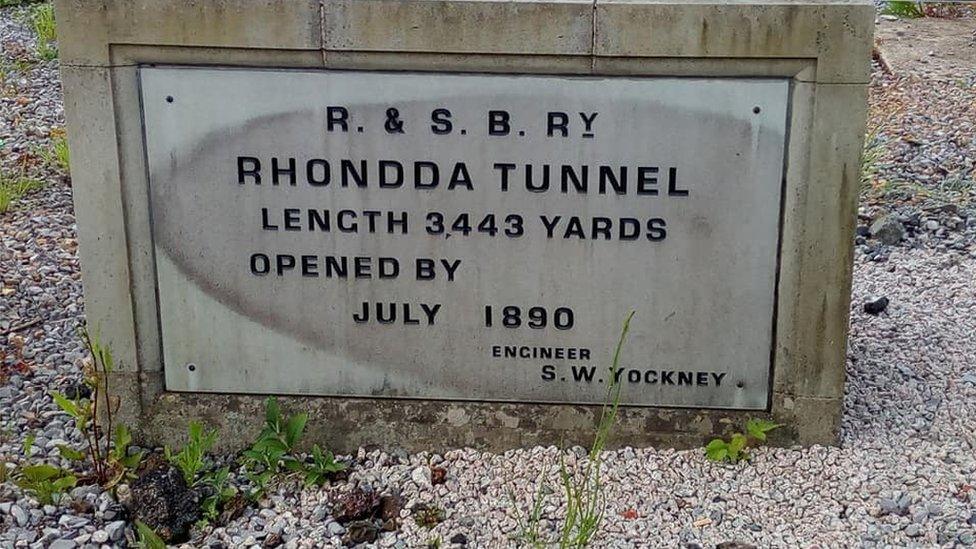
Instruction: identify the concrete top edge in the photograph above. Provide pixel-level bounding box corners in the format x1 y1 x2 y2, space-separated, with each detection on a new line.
595 0 873 5
398 0 874 3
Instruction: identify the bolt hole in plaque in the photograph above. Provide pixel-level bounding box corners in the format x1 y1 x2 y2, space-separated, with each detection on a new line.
140 67 789 410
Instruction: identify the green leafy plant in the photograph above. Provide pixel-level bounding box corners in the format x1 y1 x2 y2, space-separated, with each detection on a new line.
0 430 23 485
240 397 307 499
413 503 446 529
860 131 884 191
37 134 70 173
298 444 346 487
882 0 924 18
198 466 238 524
135 520 167 549
50 329 143 488
22 432 36 457
53 135 69 171
0 173 42 214
13 58 34 73
15 463 77 504
513 311 635 548
705 419 781 463
32 3 58 60
165 420 218 485
511 477 548 545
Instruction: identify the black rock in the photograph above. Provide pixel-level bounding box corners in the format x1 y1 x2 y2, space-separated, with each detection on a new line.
716 542 757 549
856 225 871 237
379 494 401 522
334 489 380 523
450 533 468 546
863 296 890 315
128 462 200 543
869 214 906 245
344 520 379 545
62 381 92 400
968 512 976 525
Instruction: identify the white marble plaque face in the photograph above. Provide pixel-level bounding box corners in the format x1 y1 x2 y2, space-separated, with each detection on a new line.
140 67 788 409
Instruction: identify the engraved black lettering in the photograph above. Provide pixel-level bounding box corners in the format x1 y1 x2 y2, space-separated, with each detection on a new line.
547 112 569 137
440 259 461 282
378 257 399 279
420 303 442 325
301 255 318 277
378 160 404 188
415 161 439 189
271 157 296 186
598 166 626 194
326 106 349 132
283 208 300 231
249 253 269 275
636 167 659 195
431 108 452 134
561 165 588 193
341 160 368 188
276 254 295 275
416 258 434 280
488 110 510 136
238 156 261 184
261 208 278 231
540 215 561 238
668 167 689 196
448 163 473 190
647 218 667 241
354 257 371 279
494 163 516 191
307 159 330 186
541 365 556 381
619 218 640 240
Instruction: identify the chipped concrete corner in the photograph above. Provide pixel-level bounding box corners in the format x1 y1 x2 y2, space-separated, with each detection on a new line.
54 0 874 452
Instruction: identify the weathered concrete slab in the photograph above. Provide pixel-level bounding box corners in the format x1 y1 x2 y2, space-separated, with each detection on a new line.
55 0 874 451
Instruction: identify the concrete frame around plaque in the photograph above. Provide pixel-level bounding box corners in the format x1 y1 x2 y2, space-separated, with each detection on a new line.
55 0 874 451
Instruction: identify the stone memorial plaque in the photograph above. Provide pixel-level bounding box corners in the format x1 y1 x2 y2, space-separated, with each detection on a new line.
141 67 788 409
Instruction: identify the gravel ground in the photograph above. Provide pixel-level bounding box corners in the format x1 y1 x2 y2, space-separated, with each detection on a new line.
2 5 976 548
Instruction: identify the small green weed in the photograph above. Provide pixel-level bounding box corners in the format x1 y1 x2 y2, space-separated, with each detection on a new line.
13 58 34 73
37 134 70 172
22 432 36 457
53 136 69 171
0 174 42 214
15 463 77 504
198 466 238 524
705 419 781 464
513 311 635 548
135 520 167 549
51 329 143 488
300 444 346 487
413 503 446 529
32 3 58 60
860 131 884 191
882 0 924 18
165 420 218 486
511 477 548 545
241 397 307 499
